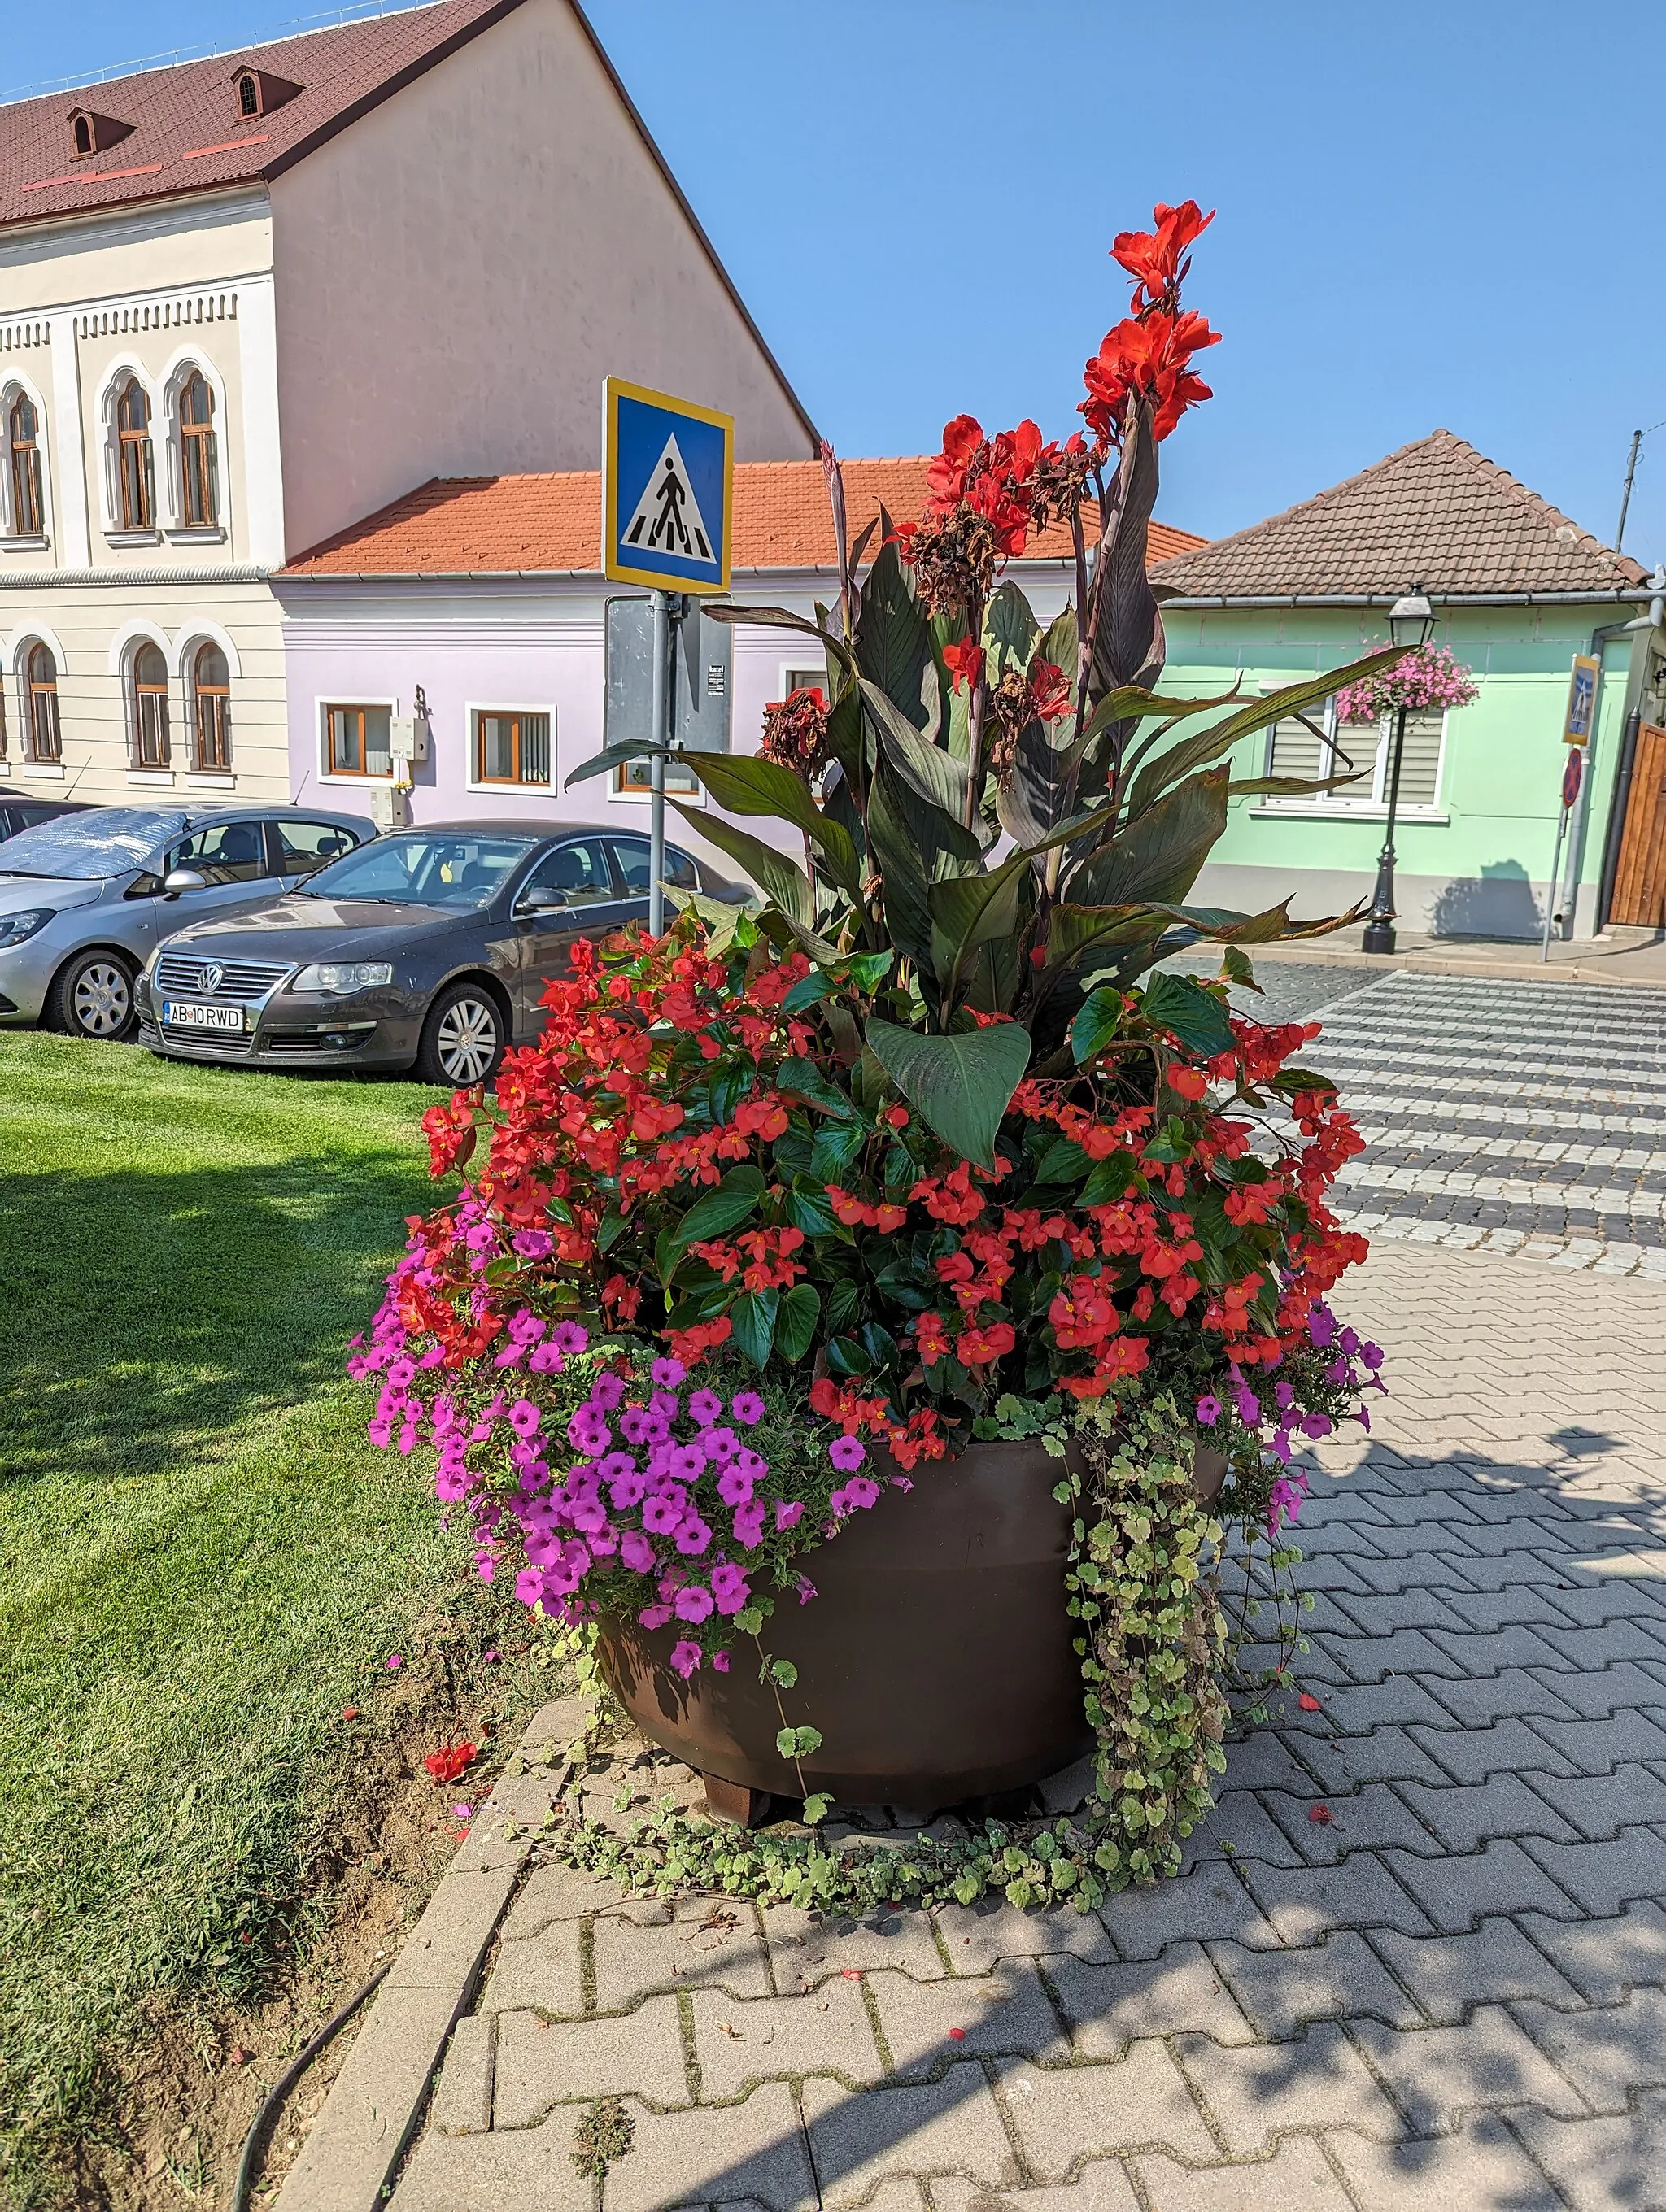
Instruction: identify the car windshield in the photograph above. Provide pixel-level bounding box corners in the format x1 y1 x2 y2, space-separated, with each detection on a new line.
0 806 187 879
299 831 539 910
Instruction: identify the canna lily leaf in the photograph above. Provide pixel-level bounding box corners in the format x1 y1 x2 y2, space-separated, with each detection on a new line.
1195 647 1404 753
565 737 674 790
1064 767 1229 909
984 580 1040 673
683 752 865 899
1141 970 1236 1057
928 861 1031 1000
855 536 934 731
861 680 973 829
700 601 859 687
667 801 817 931
864 1017 1031 1170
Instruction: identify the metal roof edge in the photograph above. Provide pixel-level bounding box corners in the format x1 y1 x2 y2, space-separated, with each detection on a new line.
1160 589 1655 611
0 563 270 587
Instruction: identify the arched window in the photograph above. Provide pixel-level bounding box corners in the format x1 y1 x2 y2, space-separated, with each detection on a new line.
193 642 231 770
178 372 219 529
238 72 259 117
73 115 93 156
131 642 170 769
116 377 154 531
8 394 43 538
28 643 61 762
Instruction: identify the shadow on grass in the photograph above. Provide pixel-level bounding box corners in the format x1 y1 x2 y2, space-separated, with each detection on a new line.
0 1147 430 1492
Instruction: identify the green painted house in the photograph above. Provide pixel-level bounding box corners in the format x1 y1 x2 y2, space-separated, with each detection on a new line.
1151 431 1666 940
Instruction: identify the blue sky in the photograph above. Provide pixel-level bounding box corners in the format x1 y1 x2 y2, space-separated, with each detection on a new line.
9 0 1666 564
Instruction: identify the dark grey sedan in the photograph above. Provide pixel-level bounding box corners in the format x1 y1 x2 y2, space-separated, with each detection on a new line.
137 821 738 1086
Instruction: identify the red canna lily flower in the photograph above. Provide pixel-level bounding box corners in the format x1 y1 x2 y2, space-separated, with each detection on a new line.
942 638 984 694
1112 200 1215 307
425 1741 478 1786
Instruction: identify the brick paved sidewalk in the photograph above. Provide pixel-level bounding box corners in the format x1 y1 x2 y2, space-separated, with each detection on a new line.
294 1243 1666 2212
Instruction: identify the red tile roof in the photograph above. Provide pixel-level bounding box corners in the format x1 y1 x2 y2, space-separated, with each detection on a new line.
281 459 1206 577
1151 429 1646 599
0 0 526 232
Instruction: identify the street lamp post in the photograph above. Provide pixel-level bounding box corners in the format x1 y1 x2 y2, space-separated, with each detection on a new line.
1362 586 1437 956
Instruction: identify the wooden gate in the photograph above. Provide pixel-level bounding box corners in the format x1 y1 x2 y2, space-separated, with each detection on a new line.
1611 721 1666 926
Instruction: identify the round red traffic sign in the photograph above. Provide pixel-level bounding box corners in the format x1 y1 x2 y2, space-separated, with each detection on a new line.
1562 748 1584 809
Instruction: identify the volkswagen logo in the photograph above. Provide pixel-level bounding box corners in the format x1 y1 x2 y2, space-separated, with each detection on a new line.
202 963 225 995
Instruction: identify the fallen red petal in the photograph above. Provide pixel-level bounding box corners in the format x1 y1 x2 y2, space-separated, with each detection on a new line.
947 2027 966 2040
342 1705 360 1721
1297 1693 1324 1713
1309 1803 1334 1824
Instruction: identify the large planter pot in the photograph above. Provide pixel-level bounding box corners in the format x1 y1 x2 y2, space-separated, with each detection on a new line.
599 1437 1092 1809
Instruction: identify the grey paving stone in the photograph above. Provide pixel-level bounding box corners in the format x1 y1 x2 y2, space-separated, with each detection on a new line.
1133 2137 1354 2211
689 1976 882 2097
1235 1852 1434 1944
1216 1729 1325 1794
764 1905 949 1988
1394 1773 1581 1851
1172 2022 1402 2154
386 1866 518 1993
800 2064 1021 2202
496 1861 621 1943
1324 1588 1475 1638
1299 1726 1453 1788
428 2014 493 2138
1531 1618 1666 1671
1520 1761 1666 1840
933 2166 1142 2212
1442 1585 1586 1634
1510 2091 1666 2212
1305 1679 1463 1735
1346 1553 1486 1598
1520 1899 1666 2004
605 2082 818 2212
1366 1917 1584 2024
1524 1710 1666 1771
1520 1827 1666 1914
1097 1861 1282 1962
994 2048 1218 2172
1379 1839 1581 1931
593 1896 773 2010
393 2114 592 2212
938 1899 1114 1975
1323 2114 1564 2210
447 1772 558 1874
1522 1661 1666 1720
478 1922 586 2019
1201 1791 1309 1868
1414 1666 1584 1728
1327 1630 1459 1685
1542 1579 1666 1630
869 1962 1069 2074
1423 1624 1578 1675
1349 2005 1588 2131
1407 1717 1578 1785
1258 1783 1434 1864
277 1983 468 2212
1044 1946 1256 2057
1211 1929 1423 2036
1515 1987 1666 2109
491 1997 689 2127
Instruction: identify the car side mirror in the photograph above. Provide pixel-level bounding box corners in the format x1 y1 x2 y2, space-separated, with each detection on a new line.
163 867 208 896
515 886 566 915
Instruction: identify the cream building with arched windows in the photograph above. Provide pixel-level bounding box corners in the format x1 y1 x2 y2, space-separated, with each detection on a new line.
0 0 813 807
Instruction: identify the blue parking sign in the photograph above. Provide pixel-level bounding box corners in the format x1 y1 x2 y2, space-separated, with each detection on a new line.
604 377 733 594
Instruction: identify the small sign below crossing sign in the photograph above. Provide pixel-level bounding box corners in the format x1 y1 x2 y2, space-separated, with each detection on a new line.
604 377 733 594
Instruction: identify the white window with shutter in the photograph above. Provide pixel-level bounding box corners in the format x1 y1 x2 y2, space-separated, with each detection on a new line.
1263 698 1447 812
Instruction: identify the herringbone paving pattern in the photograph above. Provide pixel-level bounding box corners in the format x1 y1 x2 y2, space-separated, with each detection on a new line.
387 1242 1666 2210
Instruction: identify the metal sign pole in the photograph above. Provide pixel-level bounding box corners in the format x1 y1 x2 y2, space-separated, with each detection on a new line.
648 588 670 938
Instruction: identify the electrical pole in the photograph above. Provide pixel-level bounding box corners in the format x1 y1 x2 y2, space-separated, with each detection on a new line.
1616 420 1666 553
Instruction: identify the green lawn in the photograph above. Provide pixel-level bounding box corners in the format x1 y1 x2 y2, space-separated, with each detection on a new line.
0 1037 502 2201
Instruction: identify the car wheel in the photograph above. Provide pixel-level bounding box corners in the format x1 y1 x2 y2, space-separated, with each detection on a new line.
48 949 137 1042
416 982 506 1087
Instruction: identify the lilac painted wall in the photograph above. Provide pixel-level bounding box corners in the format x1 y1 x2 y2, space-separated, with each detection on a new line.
274 567 1076 876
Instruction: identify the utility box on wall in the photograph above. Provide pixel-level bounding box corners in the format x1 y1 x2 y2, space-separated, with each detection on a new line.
371 785 412 830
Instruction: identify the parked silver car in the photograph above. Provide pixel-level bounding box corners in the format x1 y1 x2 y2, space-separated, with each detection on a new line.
0 803 373 1043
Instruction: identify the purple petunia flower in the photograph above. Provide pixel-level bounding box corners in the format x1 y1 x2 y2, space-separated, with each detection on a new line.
774 1499 804 1533
710 1562 749 1614
688 1388 723 1426
731 1392 765 1426
639 1602 673 1630
712 1650 731 1672
828 1435 866 1472
590 1371 626 1413
669 1639 702 1678
620 1529 655 1572
717 1464 755 1508
527 1343 565 1375
731 1502 767 1549
652 1356 687 1389
674 1513 713 1557
1195 1394 1221 1426
673 1584 713 1622
700 1426 739 1464
552 1321 590 1356
512 1228 554 1261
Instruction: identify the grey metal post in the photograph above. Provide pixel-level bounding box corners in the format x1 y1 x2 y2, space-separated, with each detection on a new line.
1362 703 1409 955
648 588 670 938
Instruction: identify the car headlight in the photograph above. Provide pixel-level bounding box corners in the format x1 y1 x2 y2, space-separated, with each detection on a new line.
292 961 395 995
0 908 53 950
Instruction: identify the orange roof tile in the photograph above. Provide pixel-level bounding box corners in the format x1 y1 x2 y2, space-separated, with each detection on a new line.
281 459 1206 577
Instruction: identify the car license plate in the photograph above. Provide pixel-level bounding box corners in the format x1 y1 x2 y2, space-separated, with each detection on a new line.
163 1000 245 1032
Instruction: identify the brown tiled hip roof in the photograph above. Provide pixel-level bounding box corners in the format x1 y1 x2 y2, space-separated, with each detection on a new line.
280 459 1206 577
1150 429 1646 600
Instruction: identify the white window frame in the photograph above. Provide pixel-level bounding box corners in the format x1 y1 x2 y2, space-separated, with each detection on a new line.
464 700 557 795
0 373 52 549
1258 697 1451 820
317 694 399 786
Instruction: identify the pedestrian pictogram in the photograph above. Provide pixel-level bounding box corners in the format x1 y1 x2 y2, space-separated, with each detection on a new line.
603 377 733 594
622 433 714 564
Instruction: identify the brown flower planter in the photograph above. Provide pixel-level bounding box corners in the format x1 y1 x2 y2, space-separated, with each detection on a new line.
598 1437 1092 1809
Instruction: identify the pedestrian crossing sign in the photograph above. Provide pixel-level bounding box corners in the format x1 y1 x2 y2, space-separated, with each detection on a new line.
603 377 733 594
